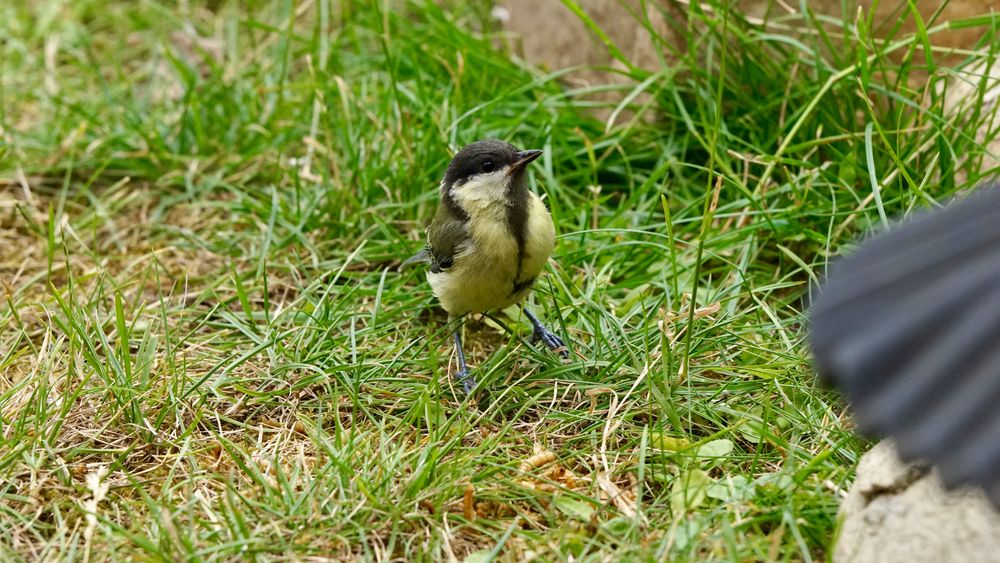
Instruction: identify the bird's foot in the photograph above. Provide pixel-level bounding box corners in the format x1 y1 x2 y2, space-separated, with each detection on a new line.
532 325 569 358
455 368 477 395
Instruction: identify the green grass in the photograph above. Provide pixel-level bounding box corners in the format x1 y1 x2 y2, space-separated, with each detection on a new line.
2 0 998 560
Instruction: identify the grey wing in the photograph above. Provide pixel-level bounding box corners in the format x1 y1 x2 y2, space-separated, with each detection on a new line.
426 215 469 273
401 247 432 269
810 183 1000 507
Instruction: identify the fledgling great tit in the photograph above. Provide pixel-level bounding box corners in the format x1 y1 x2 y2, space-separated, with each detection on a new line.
404 139 567 393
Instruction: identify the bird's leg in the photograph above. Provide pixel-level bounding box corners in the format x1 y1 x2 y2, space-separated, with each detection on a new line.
523 308 568 358
452 323 476 394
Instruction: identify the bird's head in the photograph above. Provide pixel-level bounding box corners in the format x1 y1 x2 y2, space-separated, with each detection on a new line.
441 139 542 208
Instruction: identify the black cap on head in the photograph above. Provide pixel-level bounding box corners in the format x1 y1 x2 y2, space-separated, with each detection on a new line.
443 139 531 187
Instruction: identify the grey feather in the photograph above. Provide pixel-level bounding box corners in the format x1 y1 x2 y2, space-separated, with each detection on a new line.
810 183 1000 508
401 199 470 273
417 182 468 273
401 247 432 269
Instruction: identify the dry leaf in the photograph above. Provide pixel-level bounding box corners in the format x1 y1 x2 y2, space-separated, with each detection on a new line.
463 483 475 521
519 450 556 473
694 302 721 319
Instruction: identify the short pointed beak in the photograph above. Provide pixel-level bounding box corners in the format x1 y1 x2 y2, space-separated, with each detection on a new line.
508 149 543 175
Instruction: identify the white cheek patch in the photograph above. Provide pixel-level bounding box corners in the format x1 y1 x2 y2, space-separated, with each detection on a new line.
451 169 511 205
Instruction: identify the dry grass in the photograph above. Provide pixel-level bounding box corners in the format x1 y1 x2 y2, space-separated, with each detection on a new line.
2 0 999 560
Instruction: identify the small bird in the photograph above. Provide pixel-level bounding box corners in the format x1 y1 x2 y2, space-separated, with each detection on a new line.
404 139 567 393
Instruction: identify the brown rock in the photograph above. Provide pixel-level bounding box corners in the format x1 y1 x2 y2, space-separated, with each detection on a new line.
499 0 683 124
502 1 1000 72
500 1 1000 127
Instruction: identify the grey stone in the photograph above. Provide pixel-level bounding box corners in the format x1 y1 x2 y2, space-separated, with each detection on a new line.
835 440 1000 563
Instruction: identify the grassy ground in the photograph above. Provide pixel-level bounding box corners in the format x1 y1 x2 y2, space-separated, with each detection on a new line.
2 0 998 560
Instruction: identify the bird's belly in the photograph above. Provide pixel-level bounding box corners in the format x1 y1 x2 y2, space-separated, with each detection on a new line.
428 261 521 316
428 200 554 316
428 233 520 315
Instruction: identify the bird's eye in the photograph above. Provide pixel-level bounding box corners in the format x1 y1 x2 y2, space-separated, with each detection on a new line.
480 160 495 173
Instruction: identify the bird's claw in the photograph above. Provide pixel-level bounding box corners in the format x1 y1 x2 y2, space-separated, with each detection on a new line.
455 368 477 395
532 327 569 358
